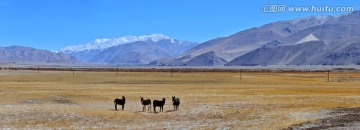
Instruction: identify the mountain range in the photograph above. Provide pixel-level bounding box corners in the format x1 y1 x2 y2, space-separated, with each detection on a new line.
226 10 360 66
1 11 359 66
0 46 80 64
60 34 198 65
152 11 360 66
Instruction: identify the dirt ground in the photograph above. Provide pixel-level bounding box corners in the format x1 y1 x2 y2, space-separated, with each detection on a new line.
1 70 360 129
286 107 360 129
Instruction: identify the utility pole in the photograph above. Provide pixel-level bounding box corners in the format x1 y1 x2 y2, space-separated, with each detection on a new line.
170 68 173 77
116 67 119 76
240 70 242 80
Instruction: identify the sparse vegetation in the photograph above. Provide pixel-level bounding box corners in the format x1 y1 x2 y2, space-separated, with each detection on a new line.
1 70 360 129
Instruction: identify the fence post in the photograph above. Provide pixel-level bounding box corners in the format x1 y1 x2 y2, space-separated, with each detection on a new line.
327 70 330 82
170 68 173 77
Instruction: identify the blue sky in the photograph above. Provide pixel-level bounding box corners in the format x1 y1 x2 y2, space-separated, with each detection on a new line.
0 0 358 50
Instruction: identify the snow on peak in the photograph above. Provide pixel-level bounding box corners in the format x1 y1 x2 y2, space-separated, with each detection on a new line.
138 34 172 42
292 15 333 24
60 34 175 52
295 33 320 44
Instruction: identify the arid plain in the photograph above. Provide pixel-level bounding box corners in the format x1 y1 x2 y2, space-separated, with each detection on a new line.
1 70 360 129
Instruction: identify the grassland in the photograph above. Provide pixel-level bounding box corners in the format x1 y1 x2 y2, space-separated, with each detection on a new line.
1 70 360 129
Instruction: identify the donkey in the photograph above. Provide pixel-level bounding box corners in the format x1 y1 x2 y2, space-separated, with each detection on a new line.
153 98 166 113
141 97 151 111
114 96 126 110
172 96 180 111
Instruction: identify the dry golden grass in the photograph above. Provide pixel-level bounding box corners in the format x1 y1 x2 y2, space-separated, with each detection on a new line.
1 70 360 129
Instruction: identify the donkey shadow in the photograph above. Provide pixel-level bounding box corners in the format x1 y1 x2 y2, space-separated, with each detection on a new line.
110 109 118 111
135 110 154 113
166 110 175 113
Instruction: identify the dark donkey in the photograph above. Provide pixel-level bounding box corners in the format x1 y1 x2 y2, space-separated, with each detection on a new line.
153 98 165 113
141 97 151 111
172 96 180 111
114 96 126 110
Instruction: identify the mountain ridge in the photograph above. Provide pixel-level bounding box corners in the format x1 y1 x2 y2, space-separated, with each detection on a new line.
151 14 338 66
61 34 198 65
226 10 360 66
0 46 81 64
60 34 179 53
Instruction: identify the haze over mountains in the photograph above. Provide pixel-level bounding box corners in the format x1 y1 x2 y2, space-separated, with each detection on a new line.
1 11 359 66
0 46 80 65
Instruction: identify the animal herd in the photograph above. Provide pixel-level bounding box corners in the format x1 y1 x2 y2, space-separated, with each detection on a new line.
114 96 180 113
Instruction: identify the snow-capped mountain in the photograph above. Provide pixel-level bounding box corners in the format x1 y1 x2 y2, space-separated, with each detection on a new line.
60 34 175 52
60 34 198 65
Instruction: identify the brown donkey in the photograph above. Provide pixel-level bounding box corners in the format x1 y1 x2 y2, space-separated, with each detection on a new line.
140 97 151 111
172 96 180 111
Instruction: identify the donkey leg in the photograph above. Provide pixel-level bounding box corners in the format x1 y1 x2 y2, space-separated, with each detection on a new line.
154 106 156 113
122 104 124 110
115 104 117 111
